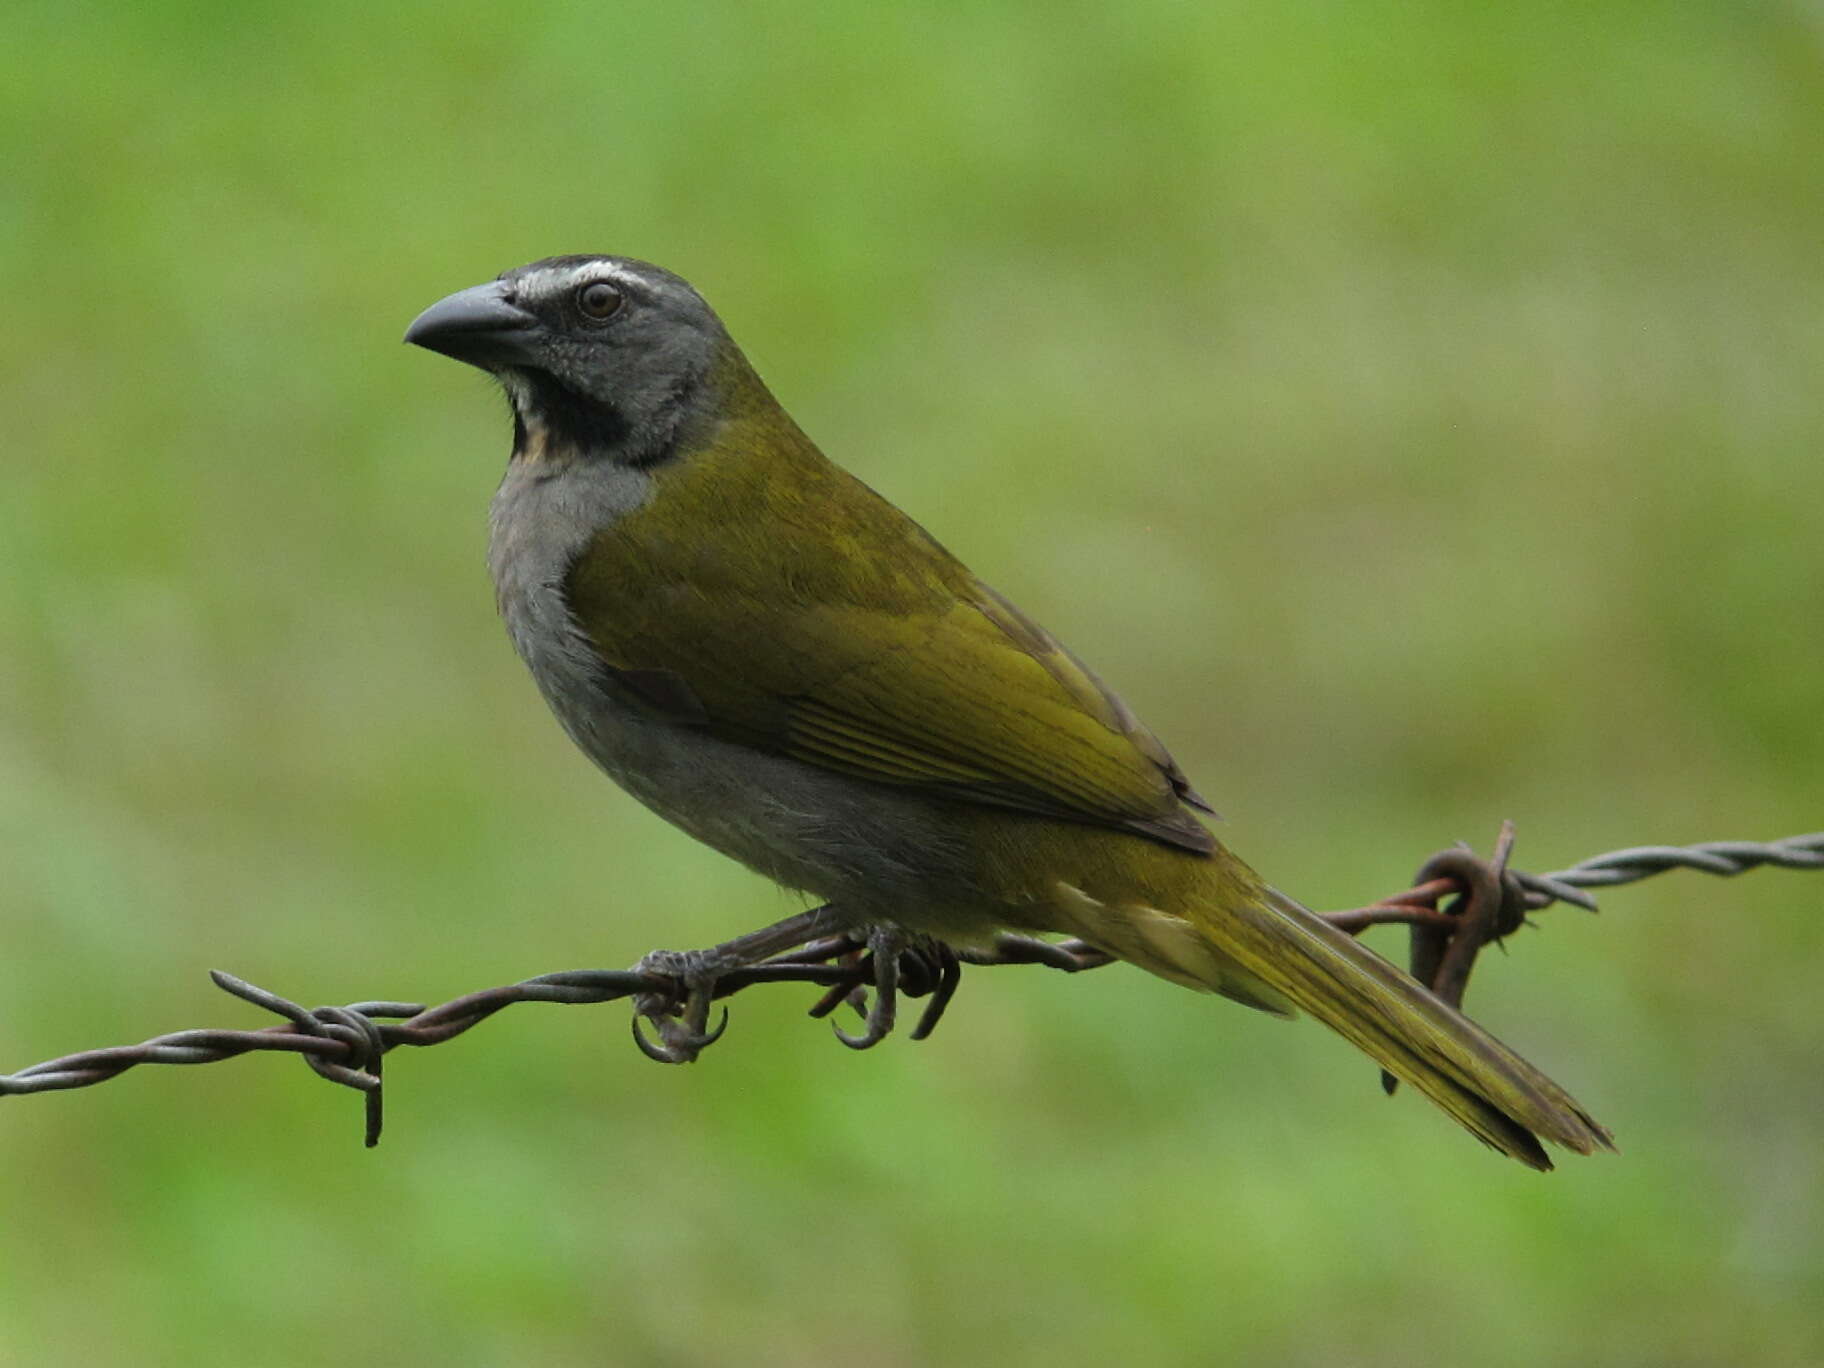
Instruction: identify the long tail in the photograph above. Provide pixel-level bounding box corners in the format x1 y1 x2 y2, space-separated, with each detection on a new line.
1051 874 1614 1169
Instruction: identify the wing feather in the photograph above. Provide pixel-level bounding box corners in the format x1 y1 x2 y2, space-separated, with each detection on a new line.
561 449 1216 854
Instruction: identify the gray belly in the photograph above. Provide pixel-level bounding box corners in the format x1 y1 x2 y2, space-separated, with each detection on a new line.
543 661 974 912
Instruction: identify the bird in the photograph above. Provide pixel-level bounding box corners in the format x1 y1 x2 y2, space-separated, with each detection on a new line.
405 254 1613 1169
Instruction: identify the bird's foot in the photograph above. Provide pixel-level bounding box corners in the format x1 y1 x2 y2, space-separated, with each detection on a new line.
629 947 735 1063
805 927 962 1048
626 918 1099 1062
629 907 839 1063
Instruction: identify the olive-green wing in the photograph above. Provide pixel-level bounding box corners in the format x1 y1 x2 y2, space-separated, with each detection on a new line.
566 555 1214 855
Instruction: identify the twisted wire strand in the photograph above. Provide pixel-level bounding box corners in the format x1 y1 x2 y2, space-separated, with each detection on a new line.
3 830 1818 1144
1515 832 1824 911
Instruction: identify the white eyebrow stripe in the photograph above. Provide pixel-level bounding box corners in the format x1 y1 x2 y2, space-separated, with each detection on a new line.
567 261 640 289
514 260 641 297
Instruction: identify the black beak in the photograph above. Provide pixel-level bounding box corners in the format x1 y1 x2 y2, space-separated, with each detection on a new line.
404 280 541 368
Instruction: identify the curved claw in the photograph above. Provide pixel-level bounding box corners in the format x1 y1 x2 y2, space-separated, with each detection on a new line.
630 1006 730 1064
631 1013 693 1064
832 1014 892 1050
676 1005 730 1052
909 945 962 1041
830 927 902 1049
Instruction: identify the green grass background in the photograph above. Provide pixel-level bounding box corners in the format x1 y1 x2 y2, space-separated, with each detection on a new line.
3 2 1821 1363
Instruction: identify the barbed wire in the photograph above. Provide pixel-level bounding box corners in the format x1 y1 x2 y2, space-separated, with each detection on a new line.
1517 832 1824 907
2 828 1817 1146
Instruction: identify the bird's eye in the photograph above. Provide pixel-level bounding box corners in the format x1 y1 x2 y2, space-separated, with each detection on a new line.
577 281 623 320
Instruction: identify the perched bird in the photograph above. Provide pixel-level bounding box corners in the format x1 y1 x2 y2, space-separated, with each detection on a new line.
406 255 1613 1169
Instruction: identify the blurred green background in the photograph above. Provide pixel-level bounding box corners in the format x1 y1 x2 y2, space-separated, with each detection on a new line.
3 2 1821 1363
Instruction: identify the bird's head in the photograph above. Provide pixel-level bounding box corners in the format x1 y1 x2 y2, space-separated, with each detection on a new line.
406 255 731 465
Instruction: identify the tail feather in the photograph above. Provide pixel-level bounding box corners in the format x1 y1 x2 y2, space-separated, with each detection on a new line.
1218 887 1614 1168
1051 872 1614 1168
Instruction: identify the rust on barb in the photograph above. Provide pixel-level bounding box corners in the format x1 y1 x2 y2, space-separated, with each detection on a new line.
2 828 1819 1147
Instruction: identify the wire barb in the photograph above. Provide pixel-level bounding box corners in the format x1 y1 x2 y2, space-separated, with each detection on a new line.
2 829 1817 1146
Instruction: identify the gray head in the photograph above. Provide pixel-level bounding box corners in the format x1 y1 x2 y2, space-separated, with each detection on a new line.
405 255 730 465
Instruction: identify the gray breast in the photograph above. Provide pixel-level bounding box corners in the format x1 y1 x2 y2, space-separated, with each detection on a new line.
487 455 652 729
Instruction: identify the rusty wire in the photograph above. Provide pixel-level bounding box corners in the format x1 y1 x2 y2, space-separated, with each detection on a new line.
2 827 1818 1146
